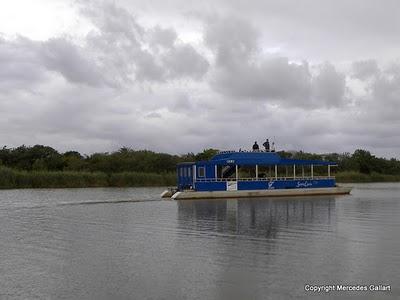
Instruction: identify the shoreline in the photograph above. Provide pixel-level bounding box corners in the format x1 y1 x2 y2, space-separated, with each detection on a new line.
0 167 176 189
0 168 399 190
335 171 400 183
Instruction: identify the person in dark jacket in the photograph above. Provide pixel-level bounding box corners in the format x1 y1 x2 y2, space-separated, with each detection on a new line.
263 139 270 152
252 141 259 151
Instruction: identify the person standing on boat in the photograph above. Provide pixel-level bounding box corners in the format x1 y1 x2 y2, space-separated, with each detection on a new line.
252 141 259 151
263 139 270 152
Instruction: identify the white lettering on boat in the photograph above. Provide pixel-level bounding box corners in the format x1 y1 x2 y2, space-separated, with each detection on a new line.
296 181 313 188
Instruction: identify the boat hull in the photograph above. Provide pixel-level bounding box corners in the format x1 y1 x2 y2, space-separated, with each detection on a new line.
171 186 351 200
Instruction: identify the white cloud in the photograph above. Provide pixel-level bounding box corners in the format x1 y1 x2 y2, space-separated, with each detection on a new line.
0 0 399 158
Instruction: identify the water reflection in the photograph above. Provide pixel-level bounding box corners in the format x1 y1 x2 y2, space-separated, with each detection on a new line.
177 197 335 238
2 186 400 299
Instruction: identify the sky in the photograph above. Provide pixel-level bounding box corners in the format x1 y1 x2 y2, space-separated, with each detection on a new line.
0 0 399 157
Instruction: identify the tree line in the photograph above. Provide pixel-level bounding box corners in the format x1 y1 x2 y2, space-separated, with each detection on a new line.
0 145 399 175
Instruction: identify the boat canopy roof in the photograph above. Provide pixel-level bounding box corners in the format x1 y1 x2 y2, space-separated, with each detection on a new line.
182 151 337 167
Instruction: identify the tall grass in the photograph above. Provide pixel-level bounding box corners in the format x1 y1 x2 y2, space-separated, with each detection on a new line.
1 166 399 189
336 171 400 183
0 167 175 189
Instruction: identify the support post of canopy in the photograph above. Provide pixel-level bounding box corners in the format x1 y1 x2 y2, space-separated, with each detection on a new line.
311 164 314 179
293 165 296 179
302 165 304 178
235 165 239 181
275 165 278 179
328 165 331 178
193 165 196 184
256 165 258 180
215 165 218 180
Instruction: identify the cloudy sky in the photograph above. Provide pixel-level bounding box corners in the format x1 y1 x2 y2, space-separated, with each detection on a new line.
1 0 399 157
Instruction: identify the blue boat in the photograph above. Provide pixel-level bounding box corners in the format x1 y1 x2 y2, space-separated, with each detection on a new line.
163 150 351 199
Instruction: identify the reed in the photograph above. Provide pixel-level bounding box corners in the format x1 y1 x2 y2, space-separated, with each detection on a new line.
0 167 175 189
1 166 399 189
336 171 400 183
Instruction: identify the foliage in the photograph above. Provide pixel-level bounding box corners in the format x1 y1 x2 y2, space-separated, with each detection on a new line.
0 144 400 188
194 148 219 161
0 145 222 173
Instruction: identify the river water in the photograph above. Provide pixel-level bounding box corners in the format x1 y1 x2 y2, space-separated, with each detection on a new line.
0 183 399 299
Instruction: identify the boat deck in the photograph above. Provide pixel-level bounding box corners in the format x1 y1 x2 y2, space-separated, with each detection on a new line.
170 186 352 200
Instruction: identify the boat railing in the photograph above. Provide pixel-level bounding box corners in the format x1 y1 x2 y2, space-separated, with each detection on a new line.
196 176 335 182
218 150 276 154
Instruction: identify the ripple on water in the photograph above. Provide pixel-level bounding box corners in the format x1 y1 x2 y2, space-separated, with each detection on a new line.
0 184 399 299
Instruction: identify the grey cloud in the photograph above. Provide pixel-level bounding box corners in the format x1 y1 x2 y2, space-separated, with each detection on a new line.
170 94 194 112
1 0 400 158
145 112 162 119
149 26 177 48
134 50 165 82
211 57 312 103
217 0 400 60
115 0 400 60
162 45 209 79
81 1 209 83
352 60 380 80
0 36 46 90
82 1 144 47
40 38 107 86
368 66 400 121
383 62 400 77
205 17 258 65
205 17 345 108
133 43 209 82
1 1 210 92
0 36 109 89
312 63 346 107
330 60 400 156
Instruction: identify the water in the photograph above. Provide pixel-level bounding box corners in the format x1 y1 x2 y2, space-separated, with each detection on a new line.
0 184 399 299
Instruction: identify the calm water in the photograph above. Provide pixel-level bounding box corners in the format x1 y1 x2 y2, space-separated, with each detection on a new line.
0 184 399 299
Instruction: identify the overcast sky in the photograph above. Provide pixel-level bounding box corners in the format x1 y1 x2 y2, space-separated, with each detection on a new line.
1 0 399 157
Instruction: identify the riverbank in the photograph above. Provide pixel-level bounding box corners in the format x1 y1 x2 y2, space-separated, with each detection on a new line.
335 171 400 183
0 167 399 189
0 167 175 189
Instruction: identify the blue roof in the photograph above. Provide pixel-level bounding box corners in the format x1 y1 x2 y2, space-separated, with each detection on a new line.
192 151 336 166
279 158 336 166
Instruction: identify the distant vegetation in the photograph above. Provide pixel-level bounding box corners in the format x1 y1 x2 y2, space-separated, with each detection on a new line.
0 145 399 189
0 168 175 189
279 149 400 175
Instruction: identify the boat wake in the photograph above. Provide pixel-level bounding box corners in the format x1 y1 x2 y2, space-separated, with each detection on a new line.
58 199 161 206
